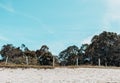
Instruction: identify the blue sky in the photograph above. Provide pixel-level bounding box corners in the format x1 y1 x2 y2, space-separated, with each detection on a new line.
0 0 120 55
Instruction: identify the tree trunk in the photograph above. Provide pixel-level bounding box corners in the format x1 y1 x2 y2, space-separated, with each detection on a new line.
26 56 29 65
5 56 8 65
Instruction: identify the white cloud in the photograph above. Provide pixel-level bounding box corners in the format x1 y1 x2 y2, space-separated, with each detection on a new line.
81 36 92 44
103 0 120 31
81 31 103 45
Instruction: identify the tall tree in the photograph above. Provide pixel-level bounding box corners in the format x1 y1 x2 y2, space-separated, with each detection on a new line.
0 44 22 64
21 44 30 65
59 45 79 65
36 45 53 65
78 44 89 64
1 44 14 64
86 31 120 66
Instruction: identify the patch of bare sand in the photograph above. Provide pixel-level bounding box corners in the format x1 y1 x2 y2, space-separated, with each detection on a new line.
0 68 120 83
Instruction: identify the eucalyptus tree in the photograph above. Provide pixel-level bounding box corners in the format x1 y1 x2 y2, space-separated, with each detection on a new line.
10 47 23 64
24 49 36 65
0 44 22 64
21 44 30 65
36 45 53 65
59 45 79 65
78 44 89 64
0 44 14 64
85 31 120 66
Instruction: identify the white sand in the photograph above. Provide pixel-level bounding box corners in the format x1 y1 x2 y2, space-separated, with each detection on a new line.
0 68 120 83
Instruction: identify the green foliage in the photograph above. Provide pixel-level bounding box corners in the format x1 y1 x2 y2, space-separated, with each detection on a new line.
0 31 120 67
36 45 54 65
86 31 120 66
59 45 79 65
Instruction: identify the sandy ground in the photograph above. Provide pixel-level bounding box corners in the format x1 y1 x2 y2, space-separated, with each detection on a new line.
0 68 120 83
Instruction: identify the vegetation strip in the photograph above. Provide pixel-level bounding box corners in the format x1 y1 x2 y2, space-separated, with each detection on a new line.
0 31 120 67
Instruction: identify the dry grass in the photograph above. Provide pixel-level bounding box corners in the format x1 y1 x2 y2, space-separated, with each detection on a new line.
0 62 120 69
56 65 120 70
0 63 54 69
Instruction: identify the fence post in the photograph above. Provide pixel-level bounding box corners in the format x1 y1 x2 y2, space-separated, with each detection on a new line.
76 58 78 66
5 56 8 65
26 56 29 65
53 56 55 67
98 58 101 66
105 62 107 67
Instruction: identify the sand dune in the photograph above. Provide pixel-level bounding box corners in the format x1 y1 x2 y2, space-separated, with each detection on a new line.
0 68 120 83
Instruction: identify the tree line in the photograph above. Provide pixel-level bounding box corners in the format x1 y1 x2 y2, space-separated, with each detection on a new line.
0 31 120 67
